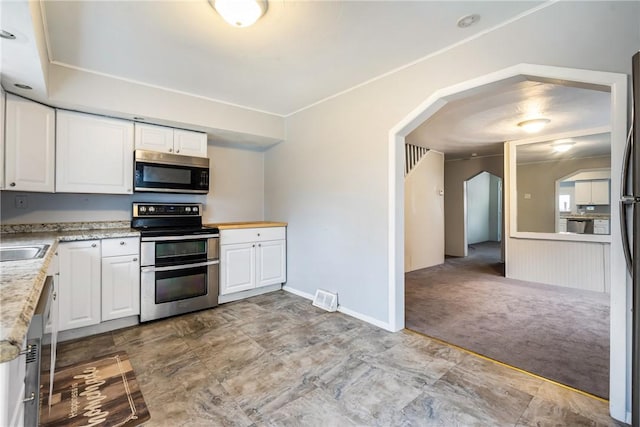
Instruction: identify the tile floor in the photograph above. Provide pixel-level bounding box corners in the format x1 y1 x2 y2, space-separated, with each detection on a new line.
51 291 624 426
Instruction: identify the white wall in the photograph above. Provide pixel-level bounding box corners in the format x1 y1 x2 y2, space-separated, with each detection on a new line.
467 172 491 244
489 174 501 241
265 7 637 417
404 151 444 272
445 156 504 256
0 144 265 224
204 144 265 223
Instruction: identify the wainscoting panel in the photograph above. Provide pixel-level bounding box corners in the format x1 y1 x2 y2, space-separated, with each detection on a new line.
507 238 610 293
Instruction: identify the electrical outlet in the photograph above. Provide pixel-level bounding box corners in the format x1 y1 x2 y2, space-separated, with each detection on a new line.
15 195 27 209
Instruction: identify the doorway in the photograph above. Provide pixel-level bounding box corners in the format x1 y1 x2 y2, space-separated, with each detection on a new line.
389 63 628 418
465 171 502 262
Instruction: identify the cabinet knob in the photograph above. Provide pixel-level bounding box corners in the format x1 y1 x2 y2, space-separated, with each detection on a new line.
168 148 173 153
258 243 261 247
176 149 180 153
133 257 138 262
9 182 15 187
91 243 97 248
120 241 126 245
52 292 57 300
252 244 255 247
257 233 260 237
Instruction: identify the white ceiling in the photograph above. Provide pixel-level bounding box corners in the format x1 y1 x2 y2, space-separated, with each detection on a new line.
37 0 545 116
406 78 612 160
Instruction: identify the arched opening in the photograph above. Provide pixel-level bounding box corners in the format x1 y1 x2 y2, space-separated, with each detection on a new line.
388 64 628 418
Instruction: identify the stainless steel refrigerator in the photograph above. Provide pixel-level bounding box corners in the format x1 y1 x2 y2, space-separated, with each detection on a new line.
621 50 640 427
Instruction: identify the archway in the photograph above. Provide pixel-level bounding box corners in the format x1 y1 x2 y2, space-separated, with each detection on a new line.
388 63 628 419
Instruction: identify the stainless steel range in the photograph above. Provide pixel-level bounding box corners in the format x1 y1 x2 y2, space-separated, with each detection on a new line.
131 203 219 322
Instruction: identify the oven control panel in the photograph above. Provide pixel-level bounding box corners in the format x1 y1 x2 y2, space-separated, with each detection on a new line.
133 203 202 217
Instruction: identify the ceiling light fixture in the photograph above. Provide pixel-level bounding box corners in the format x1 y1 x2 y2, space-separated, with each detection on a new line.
552 140 575 153
14 83 32 90
210 0 267 28
517 118 550 133
457 14 480 28
0 30 16 40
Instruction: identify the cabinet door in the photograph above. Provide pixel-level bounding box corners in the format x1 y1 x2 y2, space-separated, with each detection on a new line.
574 181 592 205
220 243 255 295
134 123 174 153
256 240 287 288
5 94 55 192
590 180 610 205
56 111 134 194
0 89 5 189
58 241 101 331
102 255 140 321
173 129 208 157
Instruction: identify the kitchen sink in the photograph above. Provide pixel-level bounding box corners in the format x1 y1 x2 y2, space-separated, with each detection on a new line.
0 244 50 262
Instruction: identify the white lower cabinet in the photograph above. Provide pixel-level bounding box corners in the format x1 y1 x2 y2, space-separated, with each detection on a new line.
101 238 140 321
0 340 26 427
58 240 102 331
57 237 141 332
220 227 286 296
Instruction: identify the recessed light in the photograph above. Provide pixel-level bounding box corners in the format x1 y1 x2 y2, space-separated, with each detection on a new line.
457 14 480 29
517 118 550 133
14 83 32 90
0 30 16 40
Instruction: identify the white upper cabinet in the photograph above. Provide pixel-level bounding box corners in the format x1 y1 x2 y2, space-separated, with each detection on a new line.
135 123 207 158
0 89 4 190
4 94 56 192
56 111 134 194
575 179 610 205
173 129 208 157
134 123 173 153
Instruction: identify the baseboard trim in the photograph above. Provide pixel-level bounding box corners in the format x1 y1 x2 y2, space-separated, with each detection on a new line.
45 316 139 344
219 284 282 304
282 286 393 331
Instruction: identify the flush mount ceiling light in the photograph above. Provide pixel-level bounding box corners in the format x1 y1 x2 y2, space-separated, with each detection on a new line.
0 29 16 40
552 140 575 153
209 0 267 28
517 118 550 133
457 14 480 28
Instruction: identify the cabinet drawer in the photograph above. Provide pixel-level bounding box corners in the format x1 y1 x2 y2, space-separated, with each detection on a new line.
221 227 286 245
102 237 140 257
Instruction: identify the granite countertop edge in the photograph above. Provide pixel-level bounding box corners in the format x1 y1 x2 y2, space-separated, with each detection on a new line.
0 222 140 363
207 221 288 230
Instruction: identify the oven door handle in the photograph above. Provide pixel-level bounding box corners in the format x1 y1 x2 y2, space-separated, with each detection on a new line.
141 233 219 242
141 259 219 273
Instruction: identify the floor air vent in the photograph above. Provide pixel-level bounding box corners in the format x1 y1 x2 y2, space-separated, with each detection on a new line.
312 289 338 312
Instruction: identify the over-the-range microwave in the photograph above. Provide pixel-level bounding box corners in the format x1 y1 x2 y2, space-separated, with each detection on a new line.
134 149 210 194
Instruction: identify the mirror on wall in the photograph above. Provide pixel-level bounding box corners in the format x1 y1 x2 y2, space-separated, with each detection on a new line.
513 130 611 238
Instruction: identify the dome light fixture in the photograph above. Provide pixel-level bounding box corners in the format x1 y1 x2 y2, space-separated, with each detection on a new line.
457 14 480 29
552 139 575 153
517 118 550 133
210 0 267 28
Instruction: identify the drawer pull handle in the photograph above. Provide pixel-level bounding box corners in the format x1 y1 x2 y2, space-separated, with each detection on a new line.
91 243 97 248
120 241 126 245
9 182 16 187
23 392 36 403
53 292 57 301
19 345 34 356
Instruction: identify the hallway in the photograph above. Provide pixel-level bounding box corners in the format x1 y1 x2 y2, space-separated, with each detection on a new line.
405 241 610 399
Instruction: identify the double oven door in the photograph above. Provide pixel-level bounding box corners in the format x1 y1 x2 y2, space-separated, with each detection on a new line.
140 233 219 322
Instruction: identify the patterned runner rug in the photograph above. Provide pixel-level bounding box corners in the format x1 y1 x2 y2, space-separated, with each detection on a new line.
40 351 150 427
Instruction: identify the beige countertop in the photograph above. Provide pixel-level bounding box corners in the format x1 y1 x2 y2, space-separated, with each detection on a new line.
0 223 139 362
207 221 288 230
